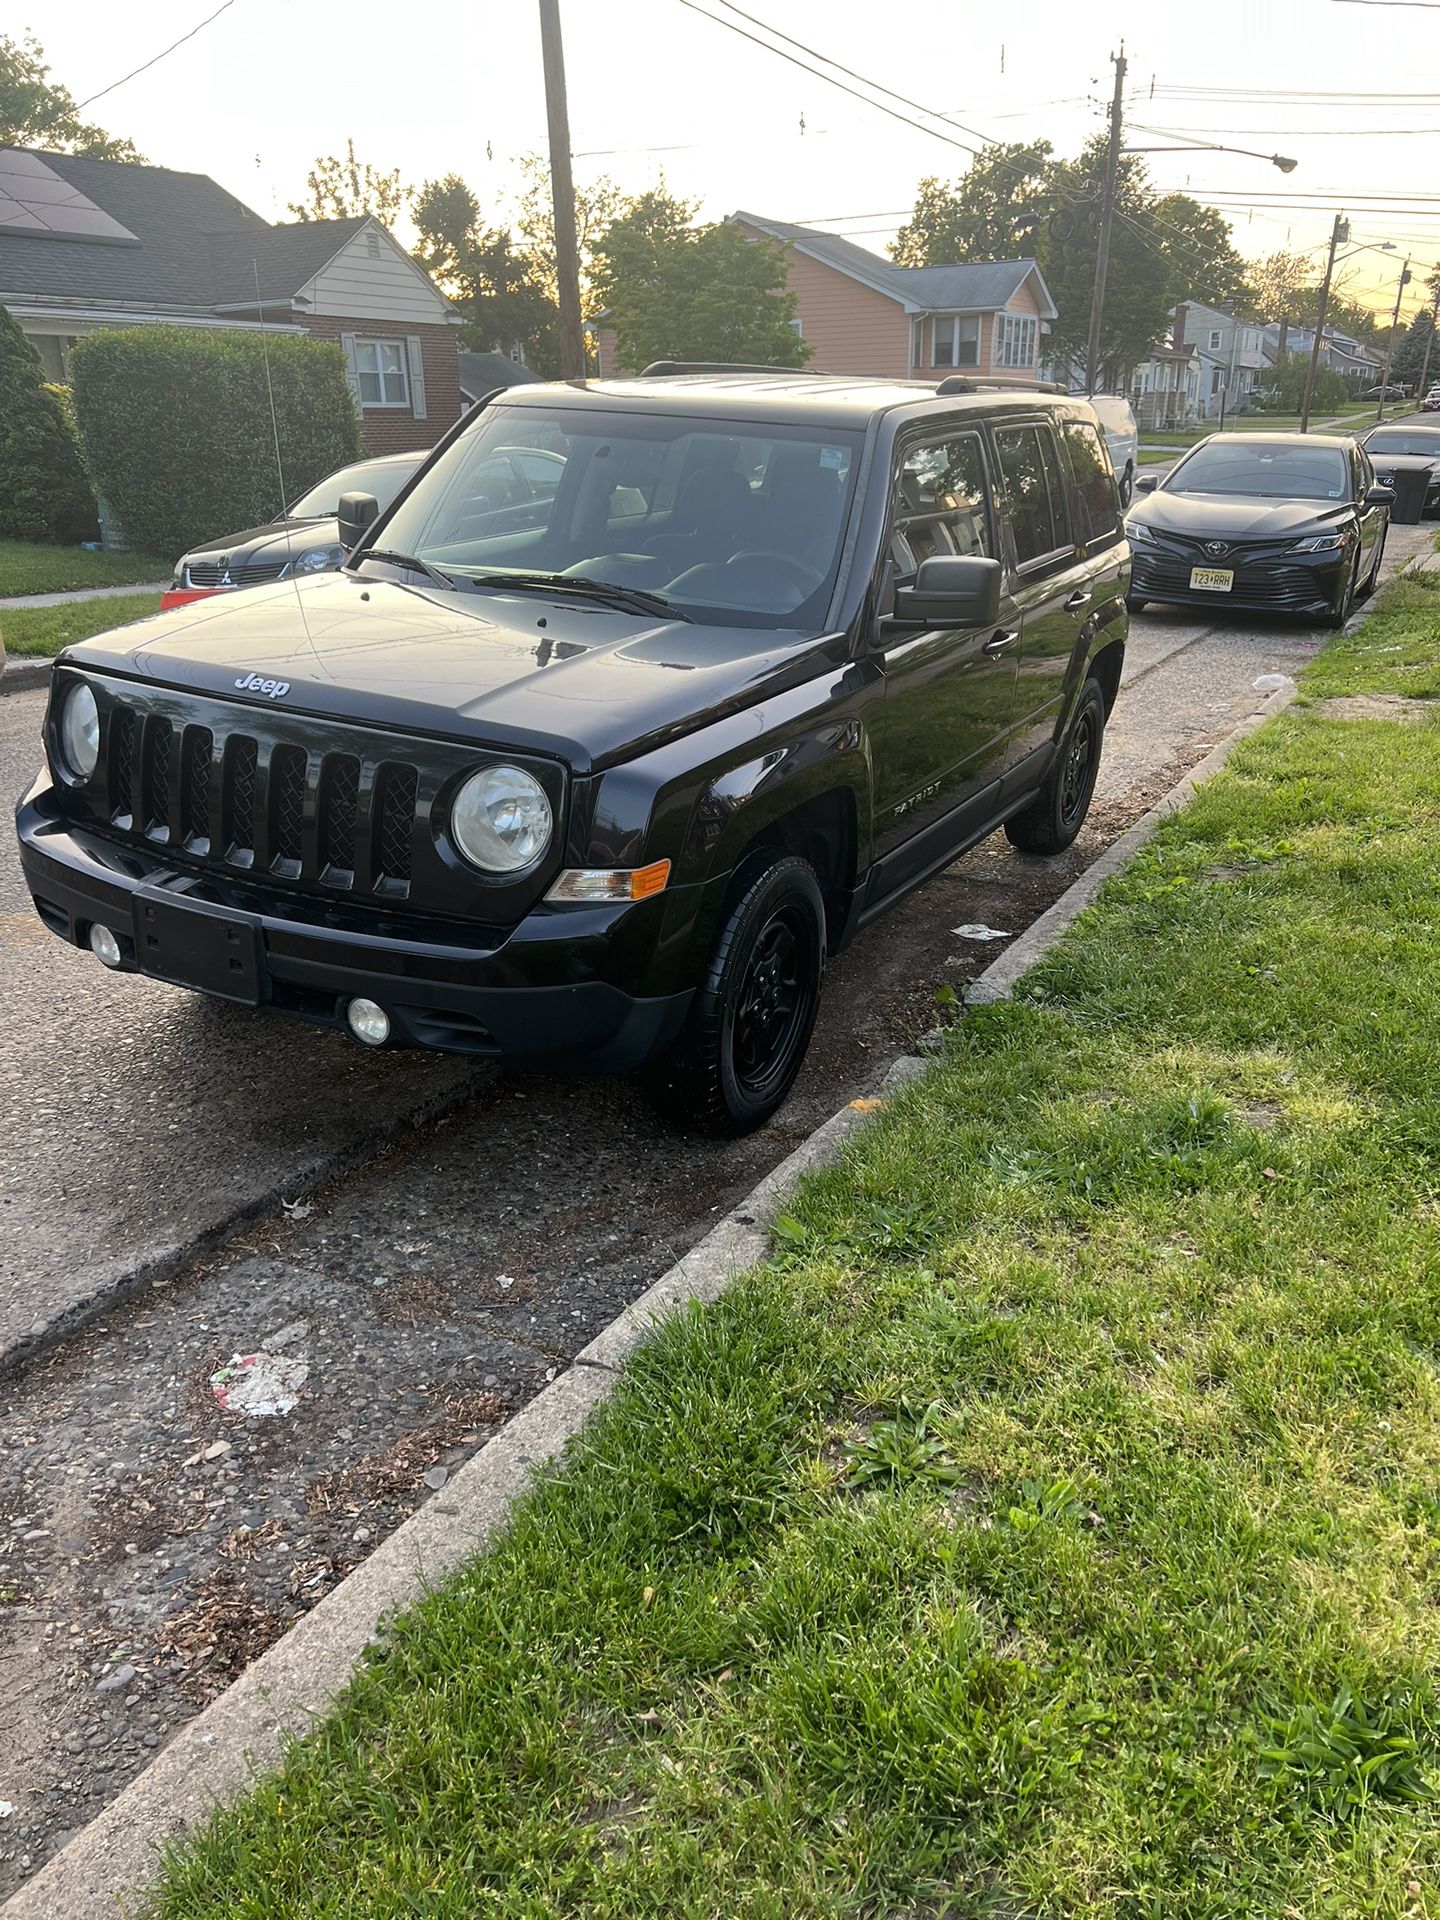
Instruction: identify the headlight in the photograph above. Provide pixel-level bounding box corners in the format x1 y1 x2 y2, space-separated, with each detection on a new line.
292 544 346 575
58 681 100 781
1125 520 1158 544
450 764 552 873
1289 533 1346 554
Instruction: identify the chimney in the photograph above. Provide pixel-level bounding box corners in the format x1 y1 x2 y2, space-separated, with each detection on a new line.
1172 302 1188 350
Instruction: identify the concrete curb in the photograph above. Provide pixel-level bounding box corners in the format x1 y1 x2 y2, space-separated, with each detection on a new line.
0 657 51 696
0 677 1301 1920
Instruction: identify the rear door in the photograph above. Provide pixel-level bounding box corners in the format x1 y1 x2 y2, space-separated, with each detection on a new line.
869 427 1030 893
990 418 1095 764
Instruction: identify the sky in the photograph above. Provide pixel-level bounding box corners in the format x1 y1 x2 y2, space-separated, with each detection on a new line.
25 0 1440 322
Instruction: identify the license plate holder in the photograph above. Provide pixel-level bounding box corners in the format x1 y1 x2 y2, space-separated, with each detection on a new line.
132 890 264 1004
1190 566 1234 593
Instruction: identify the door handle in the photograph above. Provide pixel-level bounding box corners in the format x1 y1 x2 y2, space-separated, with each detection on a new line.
983 628 1020 655
1064 589 1092 612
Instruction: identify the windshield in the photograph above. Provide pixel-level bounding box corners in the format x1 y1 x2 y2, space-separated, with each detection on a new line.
1166 442 1350 502
1366 433 1440 458
288 459 418 519
370 403 862 629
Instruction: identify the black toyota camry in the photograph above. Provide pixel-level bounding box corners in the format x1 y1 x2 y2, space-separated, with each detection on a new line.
1125 433 1392 627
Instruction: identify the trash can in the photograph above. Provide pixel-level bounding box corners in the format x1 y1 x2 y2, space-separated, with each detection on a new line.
1387 465 1429 526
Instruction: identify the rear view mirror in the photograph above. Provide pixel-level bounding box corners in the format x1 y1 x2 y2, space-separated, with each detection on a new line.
888 555 1002 630
1135 473 1159 494
337 490 380 551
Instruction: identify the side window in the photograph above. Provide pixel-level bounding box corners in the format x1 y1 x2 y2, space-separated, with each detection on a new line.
1061 421 1121 549
994 423 1069 568
892 433 993 571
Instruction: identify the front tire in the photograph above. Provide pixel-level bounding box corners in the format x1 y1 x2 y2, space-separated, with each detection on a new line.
1326 556 1359 631
1004 679 1107 856
651 854 825 1136
1119 461 1134 508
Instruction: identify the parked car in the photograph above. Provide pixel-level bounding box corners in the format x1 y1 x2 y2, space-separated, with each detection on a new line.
1087 394 1139 506
162 451 427 610
1357 424 1440 515
1126 432 1391 628
18 370 1129 1134
1423 387 1440 413
1364 383 1408 401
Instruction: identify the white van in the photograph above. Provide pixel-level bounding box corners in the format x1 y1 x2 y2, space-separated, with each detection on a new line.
1087 395 1139 506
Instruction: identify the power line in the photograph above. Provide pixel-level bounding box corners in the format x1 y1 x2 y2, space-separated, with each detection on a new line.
76 0 237 109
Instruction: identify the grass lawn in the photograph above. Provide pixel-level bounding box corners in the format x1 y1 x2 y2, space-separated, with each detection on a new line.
0 592 162 657
0 541 170 599
148 581 1440 1918
1143 401 1408 451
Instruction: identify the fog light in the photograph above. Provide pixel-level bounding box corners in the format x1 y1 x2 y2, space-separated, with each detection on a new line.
347 997 391 1046
89 924 123 969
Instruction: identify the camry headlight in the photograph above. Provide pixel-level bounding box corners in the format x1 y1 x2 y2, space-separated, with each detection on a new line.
292 544 346 575
1289 533 1346 554
58 681 100 781
1125 519 1158 544
451 764 552 873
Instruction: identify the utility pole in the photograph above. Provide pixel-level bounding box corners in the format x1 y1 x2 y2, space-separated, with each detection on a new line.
1300 213 1348 433
1375 255 1412 421
538 0 586 380
1084 46 1127 396
1416 281 1440 406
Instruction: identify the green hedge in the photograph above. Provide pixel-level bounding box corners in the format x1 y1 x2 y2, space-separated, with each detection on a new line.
0 305 99 544
69 326 361 561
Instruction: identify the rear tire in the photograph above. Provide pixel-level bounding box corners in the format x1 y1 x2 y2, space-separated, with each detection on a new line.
650 854 825 1136
1004 679 1107 857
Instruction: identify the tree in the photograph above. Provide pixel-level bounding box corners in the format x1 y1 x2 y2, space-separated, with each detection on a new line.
412 173 557 369
0 32 141 160
512 154 626 321
0 305 98 543
1392 300 1438 387
592 197 810 375
288 139 406 224
1249 250 1315 326
890 136 1251 383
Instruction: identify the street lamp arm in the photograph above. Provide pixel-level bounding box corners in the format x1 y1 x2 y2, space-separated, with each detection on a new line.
1122 142 1298 172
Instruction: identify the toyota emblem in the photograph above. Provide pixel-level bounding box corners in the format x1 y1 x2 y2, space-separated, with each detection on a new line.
1203 540 1230 558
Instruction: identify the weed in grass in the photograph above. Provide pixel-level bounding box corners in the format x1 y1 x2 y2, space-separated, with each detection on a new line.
843 1399 964 1492
1257 1687 1435 1817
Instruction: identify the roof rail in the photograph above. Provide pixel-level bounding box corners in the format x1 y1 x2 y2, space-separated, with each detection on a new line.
638 360 831 378
935 375 1067 397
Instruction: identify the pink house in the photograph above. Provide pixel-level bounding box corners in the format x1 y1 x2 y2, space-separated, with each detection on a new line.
729 213 1058 384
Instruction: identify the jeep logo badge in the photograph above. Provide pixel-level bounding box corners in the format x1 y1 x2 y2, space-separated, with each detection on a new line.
234 672 290 699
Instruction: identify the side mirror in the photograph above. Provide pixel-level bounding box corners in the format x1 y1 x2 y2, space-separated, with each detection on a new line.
1135 473 1159 494
337 490 380 551
888 555 1002 631
1367 484 1397 507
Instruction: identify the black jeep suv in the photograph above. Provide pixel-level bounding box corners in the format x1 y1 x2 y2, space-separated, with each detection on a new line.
16 369 1129 1134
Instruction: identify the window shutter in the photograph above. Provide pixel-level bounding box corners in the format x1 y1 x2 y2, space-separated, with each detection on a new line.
340 331 361 412
406 336 427 419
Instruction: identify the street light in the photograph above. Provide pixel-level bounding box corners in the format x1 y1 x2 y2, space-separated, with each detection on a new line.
1123 143 1299 173
1298 230 1398 432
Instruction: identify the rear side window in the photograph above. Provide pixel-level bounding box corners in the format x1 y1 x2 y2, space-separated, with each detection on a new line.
994 423 1070 568
1061 421 1121 549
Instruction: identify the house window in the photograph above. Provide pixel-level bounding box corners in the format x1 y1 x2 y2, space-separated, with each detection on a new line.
932 315 980 369
354 340 409 408
911 318 925 370
994 314 1037 369
789 316 804 337
1208 328 1223 351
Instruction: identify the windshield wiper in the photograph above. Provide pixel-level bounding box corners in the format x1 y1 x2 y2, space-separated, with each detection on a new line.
356 549 458 591
464 570 693 623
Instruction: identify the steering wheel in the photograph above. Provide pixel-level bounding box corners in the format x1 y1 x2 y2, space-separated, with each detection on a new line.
727 550 826 594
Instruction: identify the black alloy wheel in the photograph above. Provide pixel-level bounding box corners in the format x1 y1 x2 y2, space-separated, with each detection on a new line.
1005 678 1107 856
652 853 826 1136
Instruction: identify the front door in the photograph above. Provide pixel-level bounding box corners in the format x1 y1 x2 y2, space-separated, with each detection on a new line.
870 429 1031 897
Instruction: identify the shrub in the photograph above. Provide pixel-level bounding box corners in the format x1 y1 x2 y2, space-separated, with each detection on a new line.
0 304 99 543
69 326 361 560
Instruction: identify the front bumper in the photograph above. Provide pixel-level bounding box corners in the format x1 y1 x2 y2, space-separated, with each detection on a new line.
1127 542 1350 618
16 784 693 1073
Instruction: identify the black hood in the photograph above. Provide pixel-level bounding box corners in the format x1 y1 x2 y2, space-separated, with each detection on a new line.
179 518 340 569
62 572 848 775
1127 489 1351 542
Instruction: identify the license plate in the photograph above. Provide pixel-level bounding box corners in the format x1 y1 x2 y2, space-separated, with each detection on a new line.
132 890 264 1004
1189 566 1234 593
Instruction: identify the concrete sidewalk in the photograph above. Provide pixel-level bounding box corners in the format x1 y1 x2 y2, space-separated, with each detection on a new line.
0 580 167 610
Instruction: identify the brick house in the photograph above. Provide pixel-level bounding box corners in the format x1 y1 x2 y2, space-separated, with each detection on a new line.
594 210 1055 382
0 146 461 455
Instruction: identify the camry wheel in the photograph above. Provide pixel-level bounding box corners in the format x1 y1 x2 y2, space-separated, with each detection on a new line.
651 854 825 1136
1005 679 1106 856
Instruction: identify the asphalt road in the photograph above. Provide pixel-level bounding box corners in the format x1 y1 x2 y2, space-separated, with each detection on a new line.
1 517 1431 1366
